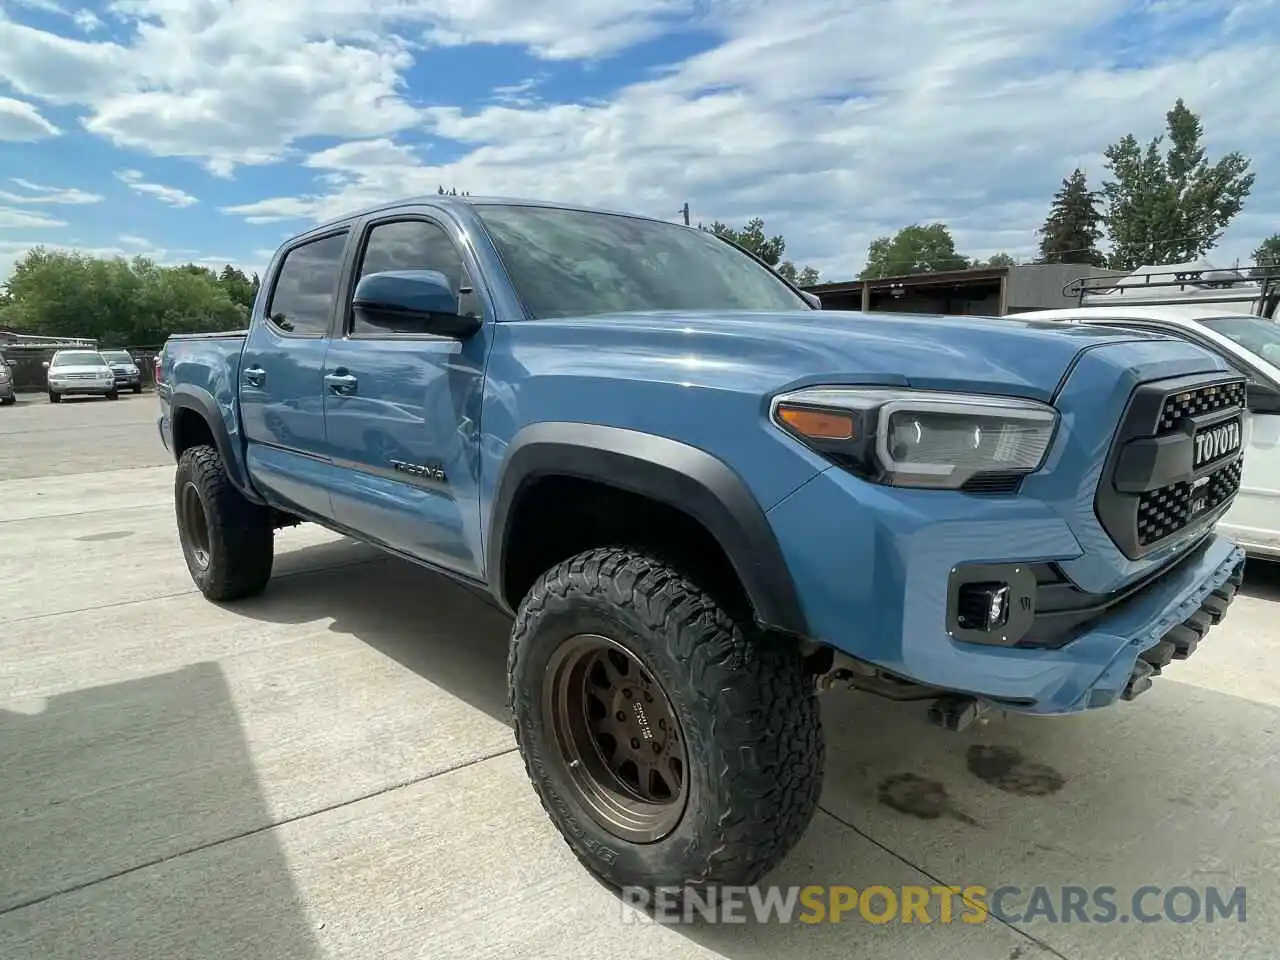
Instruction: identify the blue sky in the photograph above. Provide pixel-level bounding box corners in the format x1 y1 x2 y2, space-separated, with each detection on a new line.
0 0 1277 283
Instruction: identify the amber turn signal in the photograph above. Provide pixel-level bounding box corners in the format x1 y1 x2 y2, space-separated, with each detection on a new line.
776 404 855 441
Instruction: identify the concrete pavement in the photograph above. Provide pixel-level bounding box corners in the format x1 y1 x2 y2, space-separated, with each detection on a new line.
0 393 1275 959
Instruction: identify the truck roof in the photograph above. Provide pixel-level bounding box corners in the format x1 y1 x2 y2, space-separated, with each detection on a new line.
303 194 682 239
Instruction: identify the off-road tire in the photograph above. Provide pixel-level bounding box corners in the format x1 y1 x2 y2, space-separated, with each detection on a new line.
175 444 274 601
48 391 60 403
509 547 824 891
132 384 143 394
0 396 14 406
106 390 119 401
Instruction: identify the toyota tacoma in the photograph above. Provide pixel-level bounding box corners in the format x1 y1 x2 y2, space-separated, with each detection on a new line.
156 196 1247 891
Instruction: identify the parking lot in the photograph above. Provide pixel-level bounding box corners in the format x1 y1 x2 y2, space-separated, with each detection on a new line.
1 392 1277 959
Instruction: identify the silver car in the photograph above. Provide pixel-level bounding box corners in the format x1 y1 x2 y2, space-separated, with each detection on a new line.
45 349 118 402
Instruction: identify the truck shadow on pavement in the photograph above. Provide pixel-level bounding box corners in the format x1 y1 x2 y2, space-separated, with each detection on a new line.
221 540 1280 959
0 663 323 960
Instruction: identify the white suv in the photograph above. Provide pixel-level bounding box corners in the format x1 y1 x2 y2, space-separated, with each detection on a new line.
45 349 118 403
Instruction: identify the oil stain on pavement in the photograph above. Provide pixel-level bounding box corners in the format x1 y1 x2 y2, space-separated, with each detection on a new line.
966 745 1065 796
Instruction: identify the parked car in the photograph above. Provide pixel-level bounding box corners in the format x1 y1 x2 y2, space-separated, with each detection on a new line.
158 195 1247 892
0 356 15 405
100 349 144 394
1013 305 1280 559
45 349 118 402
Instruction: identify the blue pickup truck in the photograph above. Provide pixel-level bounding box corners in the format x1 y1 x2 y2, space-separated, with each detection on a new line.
158 196 1248 891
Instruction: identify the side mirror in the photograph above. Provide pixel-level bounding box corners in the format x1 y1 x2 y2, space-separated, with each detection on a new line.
1247 380 1280 414
352 269 481 339
42 361 49 369
800 290 822 309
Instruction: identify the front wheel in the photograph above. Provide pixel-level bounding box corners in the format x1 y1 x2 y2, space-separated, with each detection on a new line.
509 548 824 891
105 390 119 401
48 391 60 403
132 384 143 394
175 445 274 601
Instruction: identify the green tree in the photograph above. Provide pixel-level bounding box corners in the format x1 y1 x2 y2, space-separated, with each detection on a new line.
702 217 820 285
859 223 969 279
1101 99 1255 270
218 264 257 311
1254 233 1280 267
971 252 1018 268
1037 169 1107 266
437 185 470 196
1 247 247 345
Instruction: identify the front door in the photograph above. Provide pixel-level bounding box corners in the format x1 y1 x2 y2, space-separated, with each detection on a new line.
239 229 351 521
323 213 489 576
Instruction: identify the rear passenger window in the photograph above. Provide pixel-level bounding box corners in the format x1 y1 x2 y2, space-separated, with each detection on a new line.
266 232 348 337
352 220 479 333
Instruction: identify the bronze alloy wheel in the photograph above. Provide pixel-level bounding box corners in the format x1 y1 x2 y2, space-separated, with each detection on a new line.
179 480 212 570
543 633 689 843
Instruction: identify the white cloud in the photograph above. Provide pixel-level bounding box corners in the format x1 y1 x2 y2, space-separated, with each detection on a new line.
0 96 60 141
71 9 102 32
3 0 1279 275
115 169 199 208
0 179 102 204
215 0 1278 274
0 207 67 229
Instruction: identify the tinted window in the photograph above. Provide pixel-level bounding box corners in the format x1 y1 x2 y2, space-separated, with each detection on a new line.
475 205 809 320
52 351 106 367
1201 316 1280 367
353 220 474 333
267 232 348 336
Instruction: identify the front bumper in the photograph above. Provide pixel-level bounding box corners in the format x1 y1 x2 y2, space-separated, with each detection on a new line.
50 382 115 396
767 465 1246 716
0 381 13 400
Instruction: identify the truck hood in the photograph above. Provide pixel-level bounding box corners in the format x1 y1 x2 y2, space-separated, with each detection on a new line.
526 310 1170 401
49 364 111 376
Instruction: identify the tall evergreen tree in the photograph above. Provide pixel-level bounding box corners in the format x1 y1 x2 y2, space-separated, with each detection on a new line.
1101 99 1254 269
1037 169 1106 266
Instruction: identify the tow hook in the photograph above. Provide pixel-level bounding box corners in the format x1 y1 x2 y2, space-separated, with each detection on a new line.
927 694 987 732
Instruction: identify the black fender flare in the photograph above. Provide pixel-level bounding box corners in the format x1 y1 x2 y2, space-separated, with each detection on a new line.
487 422 809 637
169 384 264 505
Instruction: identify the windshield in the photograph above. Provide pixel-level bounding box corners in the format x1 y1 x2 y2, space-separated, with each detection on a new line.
475 205 810 319
101 351 133 363
1201 316 1280 368
51 351 106 367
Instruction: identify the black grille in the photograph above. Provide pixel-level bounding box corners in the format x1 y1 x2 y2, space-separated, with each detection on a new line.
960 473 1023 495
1094 372 1247 560
1158 381 1246 433
1136 458 1242 546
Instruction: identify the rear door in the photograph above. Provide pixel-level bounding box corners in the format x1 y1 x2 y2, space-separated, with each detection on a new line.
322 211 490 576
239 229 351 521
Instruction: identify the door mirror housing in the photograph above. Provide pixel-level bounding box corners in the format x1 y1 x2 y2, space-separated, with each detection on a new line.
351 269 481 339
1247 380 1280 414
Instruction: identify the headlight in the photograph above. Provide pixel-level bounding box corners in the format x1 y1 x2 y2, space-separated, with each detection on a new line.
771 387 1058 490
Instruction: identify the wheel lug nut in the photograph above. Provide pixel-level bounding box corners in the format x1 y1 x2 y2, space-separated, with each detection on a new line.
623 689 632 699
615 711 626 722
658 719 666 730
631 738 640 749
644 692 653 703
652 743 661 754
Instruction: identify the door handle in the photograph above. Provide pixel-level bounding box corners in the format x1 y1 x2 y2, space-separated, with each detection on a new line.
325 372 358 396
243 366 266 387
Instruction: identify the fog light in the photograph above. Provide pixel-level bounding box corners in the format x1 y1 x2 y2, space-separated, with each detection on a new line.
957 582 1011 632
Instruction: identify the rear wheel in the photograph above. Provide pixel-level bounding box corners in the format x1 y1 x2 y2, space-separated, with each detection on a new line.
509 547 824 891
175 445 274 601
48 391 60 403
